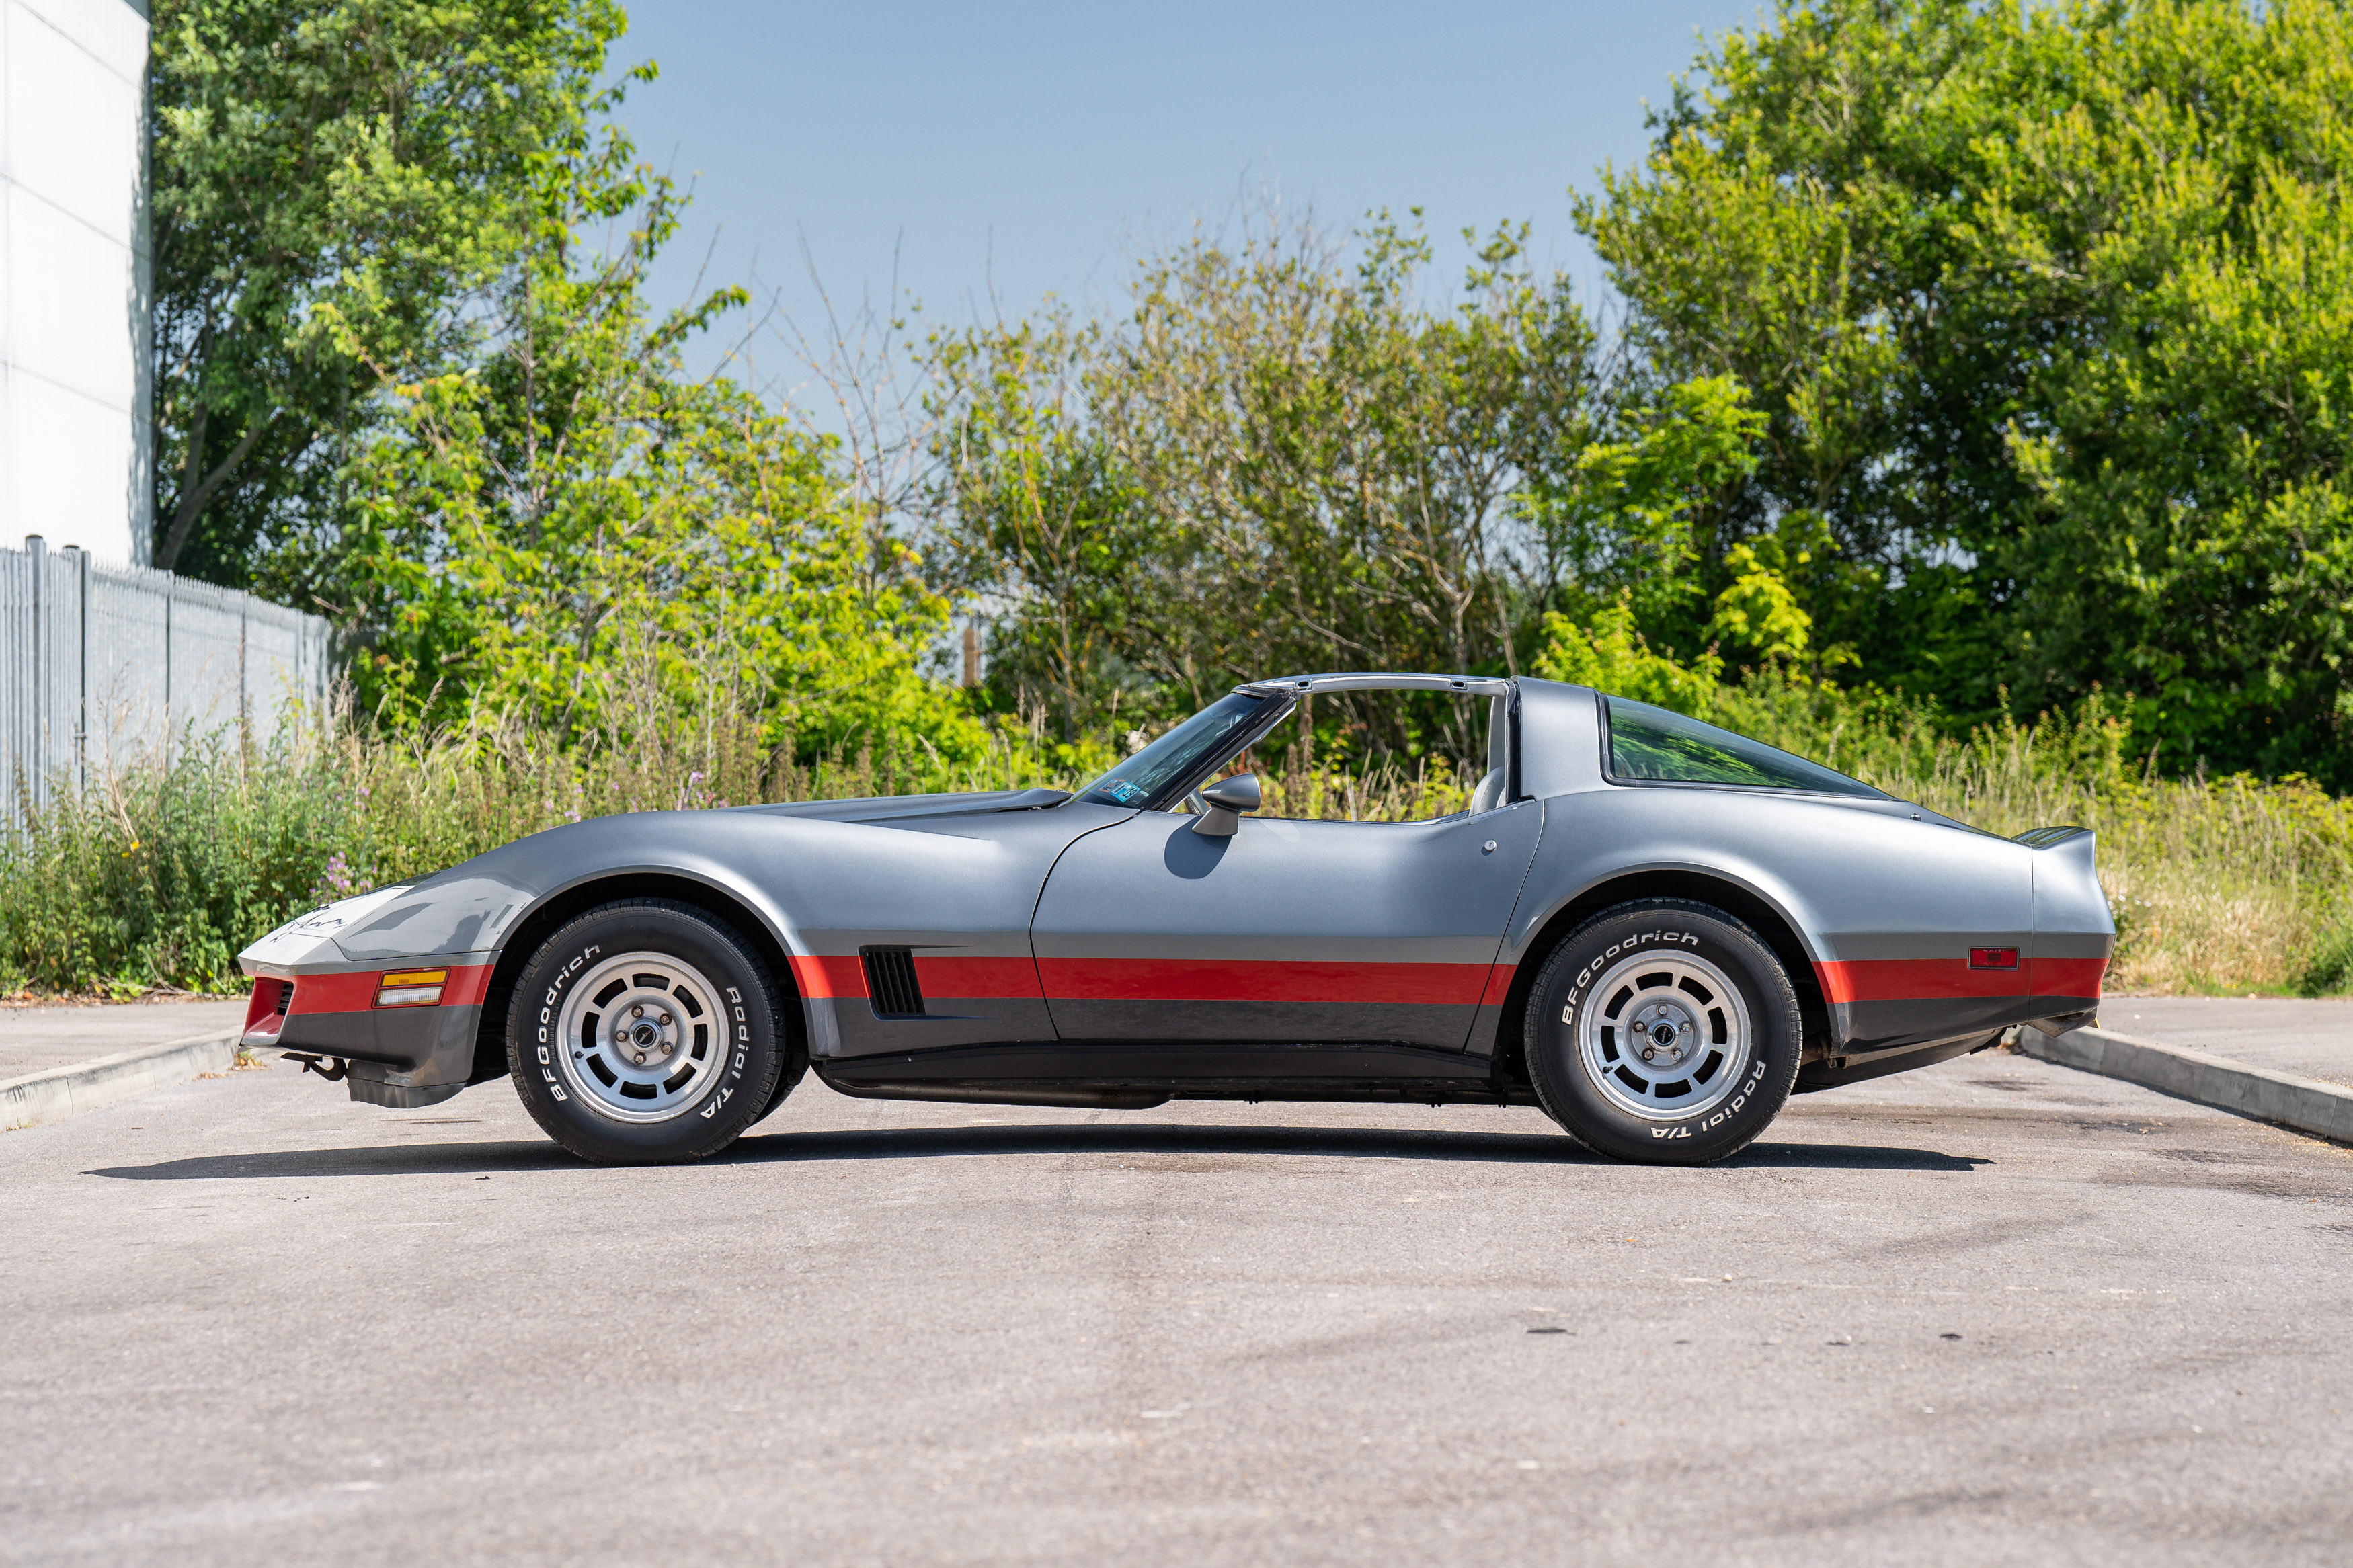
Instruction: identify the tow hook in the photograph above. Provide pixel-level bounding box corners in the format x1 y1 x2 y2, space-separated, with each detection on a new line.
284 1052 350 1083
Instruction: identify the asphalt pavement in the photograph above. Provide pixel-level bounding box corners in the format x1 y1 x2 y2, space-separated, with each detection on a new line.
0 999 246 1080
2101 996 2353 1087
3 1048 2350 1567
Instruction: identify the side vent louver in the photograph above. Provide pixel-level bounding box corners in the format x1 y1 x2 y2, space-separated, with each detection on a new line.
860 947 926 1018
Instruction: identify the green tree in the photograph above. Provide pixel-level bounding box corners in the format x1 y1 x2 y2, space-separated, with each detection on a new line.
934 210 1609 759
928 312 1160 742
1521 374 1772 657
1581 0 2353 781
344 82 985 768
150 0 619 590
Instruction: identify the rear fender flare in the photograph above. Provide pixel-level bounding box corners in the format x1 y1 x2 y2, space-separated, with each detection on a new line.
1488 860 1834 1084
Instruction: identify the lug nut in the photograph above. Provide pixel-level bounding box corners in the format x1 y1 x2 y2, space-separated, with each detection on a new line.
631 1005 643 1019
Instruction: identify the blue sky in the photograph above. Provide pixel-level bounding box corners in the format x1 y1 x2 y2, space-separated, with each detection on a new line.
612 2 1767 386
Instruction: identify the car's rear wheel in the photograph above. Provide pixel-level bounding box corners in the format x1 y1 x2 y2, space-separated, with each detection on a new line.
508 900 787 1163
1525 899 1800 1165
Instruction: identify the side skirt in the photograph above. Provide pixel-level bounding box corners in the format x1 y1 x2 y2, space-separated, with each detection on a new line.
815 1040 1531 1110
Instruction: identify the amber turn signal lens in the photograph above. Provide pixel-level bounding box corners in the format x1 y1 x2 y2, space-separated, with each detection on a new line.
375 968 449 1007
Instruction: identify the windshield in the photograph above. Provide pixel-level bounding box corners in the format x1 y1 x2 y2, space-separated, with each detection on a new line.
1076 692 1279 810
1605 697 1888 798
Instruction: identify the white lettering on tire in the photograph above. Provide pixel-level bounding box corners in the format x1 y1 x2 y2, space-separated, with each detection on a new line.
1561 930 1702 1021
1650 1057 1770 1139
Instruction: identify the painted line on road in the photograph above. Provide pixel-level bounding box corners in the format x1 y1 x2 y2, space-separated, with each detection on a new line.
0 1031 240 1132
2021 1025 2353 1147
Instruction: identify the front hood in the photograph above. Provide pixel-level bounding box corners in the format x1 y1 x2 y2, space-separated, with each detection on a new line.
241 884 418 973
744 787 1071 823
240 790 1099 974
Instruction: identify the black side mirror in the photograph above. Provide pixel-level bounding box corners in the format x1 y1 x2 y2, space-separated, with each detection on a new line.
1190 773 1262 837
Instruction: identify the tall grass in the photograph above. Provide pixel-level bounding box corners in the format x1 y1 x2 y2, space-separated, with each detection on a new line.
0 700 1096 995
0 737 354 997
3 677 2346 998
344 705 1089 891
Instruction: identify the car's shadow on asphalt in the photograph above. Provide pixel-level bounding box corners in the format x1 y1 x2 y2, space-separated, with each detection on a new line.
84 1124 1990 1180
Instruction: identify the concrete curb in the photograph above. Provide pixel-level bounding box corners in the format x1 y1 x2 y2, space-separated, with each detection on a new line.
2020 1025 2353 1147
0 1030 241 1132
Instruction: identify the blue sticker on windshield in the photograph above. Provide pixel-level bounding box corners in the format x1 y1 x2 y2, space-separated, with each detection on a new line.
1103 780 1146 804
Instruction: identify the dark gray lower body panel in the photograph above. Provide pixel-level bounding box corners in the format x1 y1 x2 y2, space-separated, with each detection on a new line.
1794 1031 2003 1093
824 996 1060 1056
817 1040 1521 1108
278 1005 485 1089
344 1075 468 1109
1035 1001 1478 1049
1835 996 2026 1054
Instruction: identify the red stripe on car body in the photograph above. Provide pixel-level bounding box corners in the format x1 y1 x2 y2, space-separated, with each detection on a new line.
910 954 1045 999
1813 958 2032 1005
277 964 493 1017
1817 954 2108 1005
2030 956 2107 998
793 953 1501 1007
791 954 1042 1001
787 954 868 999
441 966 493 1007
1033 957 1492 1006
284 971 378 1014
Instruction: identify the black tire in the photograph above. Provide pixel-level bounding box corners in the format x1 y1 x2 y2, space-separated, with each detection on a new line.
751 1042 809 1126
508 899 787 1163
1525 899 1800 1165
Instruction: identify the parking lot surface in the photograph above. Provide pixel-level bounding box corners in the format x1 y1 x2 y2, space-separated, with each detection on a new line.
2102 995 2353 1087
0 999 245 1081
3 1050 2348 1567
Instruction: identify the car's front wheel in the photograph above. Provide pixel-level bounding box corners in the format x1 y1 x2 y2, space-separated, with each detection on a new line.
508 900 787 1163
1525 899 1801 1165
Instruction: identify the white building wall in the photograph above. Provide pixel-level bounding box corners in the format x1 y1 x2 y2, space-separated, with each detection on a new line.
0 0 149 567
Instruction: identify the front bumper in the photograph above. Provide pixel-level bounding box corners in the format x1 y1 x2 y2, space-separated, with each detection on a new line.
241 957 497 1106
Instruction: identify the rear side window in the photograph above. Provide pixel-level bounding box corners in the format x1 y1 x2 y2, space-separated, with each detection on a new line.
1604 697 1887 798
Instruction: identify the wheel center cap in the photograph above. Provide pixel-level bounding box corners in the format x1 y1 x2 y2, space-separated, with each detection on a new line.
1634 1007 1691 1065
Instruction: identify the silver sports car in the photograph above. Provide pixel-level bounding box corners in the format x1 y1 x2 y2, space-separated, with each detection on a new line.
238 673 2112 1165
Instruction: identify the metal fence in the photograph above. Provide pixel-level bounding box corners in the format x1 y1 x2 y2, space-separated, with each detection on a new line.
0 536 332 815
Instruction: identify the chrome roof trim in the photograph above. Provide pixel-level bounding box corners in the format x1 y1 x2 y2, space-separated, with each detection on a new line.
1236 671 1515 698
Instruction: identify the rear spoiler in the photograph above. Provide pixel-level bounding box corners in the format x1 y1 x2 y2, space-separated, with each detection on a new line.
2013 825 2091 850
2015 824 2097 880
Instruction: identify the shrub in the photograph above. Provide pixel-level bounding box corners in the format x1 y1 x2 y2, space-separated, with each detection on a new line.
0 739 354 995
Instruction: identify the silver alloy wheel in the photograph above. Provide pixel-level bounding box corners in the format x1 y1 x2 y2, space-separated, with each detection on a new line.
1570 950 1754 1120
554 950 733 1124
